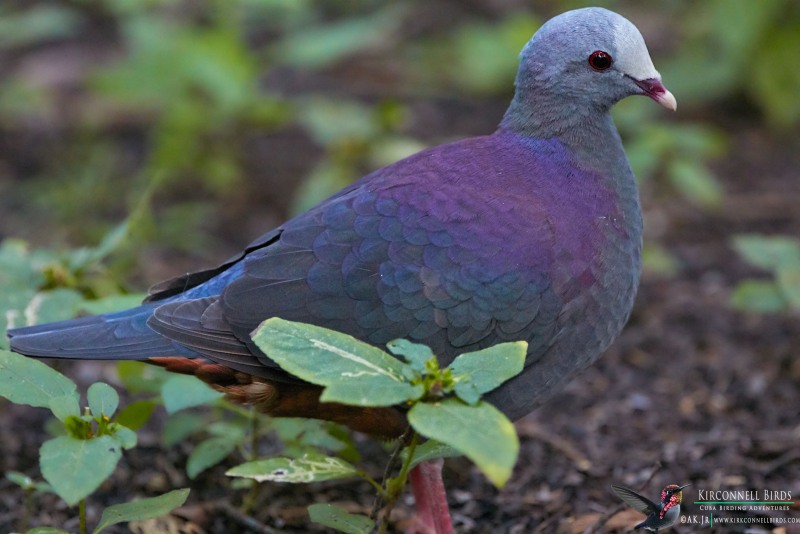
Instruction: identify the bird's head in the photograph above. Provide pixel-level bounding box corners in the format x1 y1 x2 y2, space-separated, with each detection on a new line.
510 7 676 124
661 483 691 505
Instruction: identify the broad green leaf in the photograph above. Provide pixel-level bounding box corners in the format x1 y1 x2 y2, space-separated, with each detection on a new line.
273 417 356 459
386 339 433 372
207 421 247 440
88 382 119 418
0 350 78 408
451 15 539 95
226 453 357 483
0 5 83 48
40 435 122 505
162 412 207 447
642 243 682 278
252 318 423 406
408 399 518 487
403 440 462 471
777 267 800 309
92 488 190 534
161 374 223 414
80 293 147 315
22 289 84 326
732 235 800 271
186 436 239 479
448 341 526 405
24 528 69 534
274 7 402 68
7 471 35 489
70 222 128 271
48 394 80 422
116 400 157 431
111 426 137 450
308 503 373 534
668 159 724 209
749 25 800 128
730 280 789 314
116 360 169 394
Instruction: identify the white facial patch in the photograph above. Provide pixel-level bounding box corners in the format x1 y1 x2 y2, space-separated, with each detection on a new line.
609 16 660 81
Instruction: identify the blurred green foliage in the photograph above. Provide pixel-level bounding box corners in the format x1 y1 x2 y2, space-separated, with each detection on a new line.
658 0 800 128
731 235 800 313
1 0 798 271
0 0 796 326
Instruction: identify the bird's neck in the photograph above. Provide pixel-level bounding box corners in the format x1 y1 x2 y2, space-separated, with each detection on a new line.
499 94 630 181
499 94 617 158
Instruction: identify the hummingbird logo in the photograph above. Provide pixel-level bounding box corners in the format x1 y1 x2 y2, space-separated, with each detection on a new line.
611 483 691 532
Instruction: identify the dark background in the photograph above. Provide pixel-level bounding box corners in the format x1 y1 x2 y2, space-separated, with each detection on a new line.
1 0 799 532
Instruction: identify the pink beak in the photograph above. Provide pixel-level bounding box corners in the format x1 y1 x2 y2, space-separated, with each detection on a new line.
634 78 677 111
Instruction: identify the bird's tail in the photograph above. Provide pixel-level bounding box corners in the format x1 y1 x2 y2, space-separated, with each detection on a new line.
7 303 192 360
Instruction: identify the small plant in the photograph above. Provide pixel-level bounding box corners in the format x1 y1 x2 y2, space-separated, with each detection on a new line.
0 350 189 533
227 318 526 533
730 234 800 313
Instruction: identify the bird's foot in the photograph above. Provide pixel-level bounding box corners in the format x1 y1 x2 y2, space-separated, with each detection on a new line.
405 460 454 534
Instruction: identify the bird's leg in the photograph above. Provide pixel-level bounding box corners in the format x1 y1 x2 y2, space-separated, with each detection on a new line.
406 460 453 534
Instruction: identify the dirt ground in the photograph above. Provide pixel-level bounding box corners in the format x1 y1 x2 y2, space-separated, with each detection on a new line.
1 3 800 533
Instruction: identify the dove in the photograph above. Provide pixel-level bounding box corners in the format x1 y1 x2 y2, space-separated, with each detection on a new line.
9 7 675 533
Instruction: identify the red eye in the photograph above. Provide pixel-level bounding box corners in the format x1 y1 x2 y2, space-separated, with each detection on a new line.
588 50 613 71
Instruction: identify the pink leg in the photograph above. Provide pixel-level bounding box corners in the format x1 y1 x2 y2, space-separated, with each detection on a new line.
406 460 454 534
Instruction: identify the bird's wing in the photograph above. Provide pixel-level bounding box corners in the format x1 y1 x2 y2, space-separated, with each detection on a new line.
144 228 282 302
611 485 659 515
147 136 563 374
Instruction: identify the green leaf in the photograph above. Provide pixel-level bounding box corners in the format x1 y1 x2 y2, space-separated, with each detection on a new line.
24 528 69 534
40 435 122 506
48 394 81 422
161 374 223 414
0 349 78 408
162 412 207 447
116 360 169 394
80 293 147 315
7 470 35 489
308 503 374 534
111 426 137 450
642 243 682 278
252 318 423 406
386 339 433 372
92 488 190 534
21 289 84 326
408 399 518 487
116 400 157 431
226 453 358 483
749 24 800 128
274 7 402 68
777 267 800 309
730 280 785 313
0 5 83 48
186 436 239 479
732 235 800 271
667 159 724 209
88 382 119 418
403 439 462 471
448 341 526 405
451 15 540 95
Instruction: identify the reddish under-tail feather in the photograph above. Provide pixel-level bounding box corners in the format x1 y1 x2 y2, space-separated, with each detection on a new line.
147 357 408 438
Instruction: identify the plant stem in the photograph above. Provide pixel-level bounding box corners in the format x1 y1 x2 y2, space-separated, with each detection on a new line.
371 428 412 519
79 498 86 534
394 433 418 488
357 470 388 497
241 407 260 514
378 432 419 533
